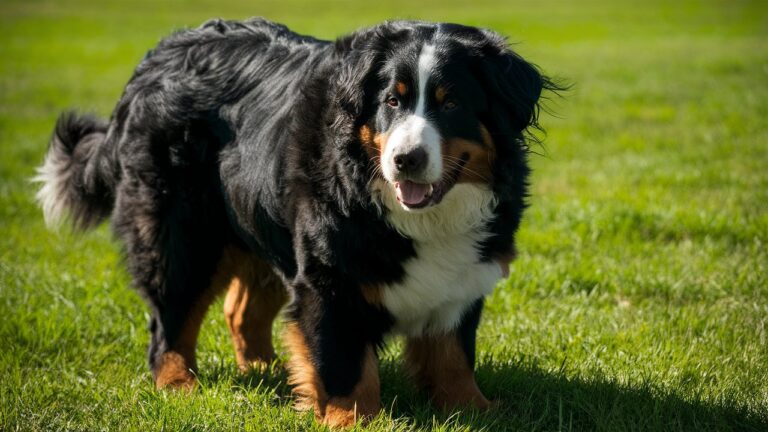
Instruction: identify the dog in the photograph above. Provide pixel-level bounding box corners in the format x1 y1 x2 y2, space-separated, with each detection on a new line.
35 18 559 427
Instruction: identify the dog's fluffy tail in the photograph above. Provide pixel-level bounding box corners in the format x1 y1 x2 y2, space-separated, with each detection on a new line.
34 112 119 231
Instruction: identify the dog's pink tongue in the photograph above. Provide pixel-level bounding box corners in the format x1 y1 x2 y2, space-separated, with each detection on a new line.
396 181 430 205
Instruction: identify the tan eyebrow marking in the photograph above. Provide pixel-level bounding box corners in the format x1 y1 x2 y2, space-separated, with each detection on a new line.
395 81 408 96
435 86 447 104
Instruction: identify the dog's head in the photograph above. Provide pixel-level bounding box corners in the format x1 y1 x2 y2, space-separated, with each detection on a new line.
336 21 558 212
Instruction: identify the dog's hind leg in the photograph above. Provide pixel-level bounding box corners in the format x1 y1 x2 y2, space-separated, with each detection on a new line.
115 184 228 389
112 129 231 389
145 278 222 390
220 248 287 371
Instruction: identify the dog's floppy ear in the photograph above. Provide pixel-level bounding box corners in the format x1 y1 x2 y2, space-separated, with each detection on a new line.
475 31 560 135
333 38 379 121
482 52 545 132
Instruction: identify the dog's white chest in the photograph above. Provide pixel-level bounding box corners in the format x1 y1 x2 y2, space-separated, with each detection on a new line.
372 182 503 336
381 232 502 336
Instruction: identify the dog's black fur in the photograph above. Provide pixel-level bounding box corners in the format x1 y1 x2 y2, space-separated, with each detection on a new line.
36 18 559 425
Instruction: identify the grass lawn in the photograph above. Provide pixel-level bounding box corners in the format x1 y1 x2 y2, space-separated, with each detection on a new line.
2 0 767 430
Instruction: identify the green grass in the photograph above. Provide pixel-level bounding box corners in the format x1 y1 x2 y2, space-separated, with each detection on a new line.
2 0 767 430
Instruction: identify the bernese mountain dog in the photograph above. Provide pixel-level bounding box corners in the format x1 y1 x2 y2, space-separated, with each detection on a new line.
35 18 560 427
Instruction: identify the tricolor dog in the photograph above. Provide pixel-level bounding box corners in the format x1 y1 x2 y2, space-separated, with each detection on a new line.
35 18 560 427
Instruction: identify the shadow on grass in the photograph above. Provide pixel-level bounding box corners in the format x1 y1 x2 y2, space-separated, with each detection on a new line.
406 360 767 431
201 360 294 399
202 357 767 431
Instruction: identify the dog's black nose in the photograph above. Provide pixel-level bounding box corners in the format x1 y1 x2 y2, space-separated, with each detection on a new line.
393 148 428 174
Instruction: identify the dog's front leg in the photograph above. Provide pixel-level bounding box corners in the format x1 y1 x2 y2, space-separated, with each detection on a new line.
282 279 383 428
405 298 490 411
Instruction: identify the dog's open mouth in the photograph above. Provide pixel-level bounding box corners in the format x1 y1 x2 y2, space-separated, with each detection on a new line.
394 154 468 210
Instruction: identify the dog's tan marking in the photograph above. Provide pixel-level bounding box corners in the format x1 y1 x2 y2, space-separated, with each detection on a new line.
443 140 494 184
152 288 218 389
395 81 408 96
283 323 326 412
360 284 382 305
154 256 228 389
435 86 447 105
405 332 490 410
154 247 285 389
284 324 380 428
441 122 496 184
155 351 197 390
359 125 389 161
359 125 377 159
221 248 287 370
322 345 380 428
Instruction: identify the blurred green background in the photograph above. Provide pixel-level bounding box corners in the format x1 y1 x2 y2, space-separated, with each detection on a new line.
1 1 767 430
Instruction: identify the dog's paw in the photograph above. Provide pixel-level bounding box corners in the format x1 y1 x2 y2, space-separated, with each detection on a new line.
154 351 197 391
317 397 378 429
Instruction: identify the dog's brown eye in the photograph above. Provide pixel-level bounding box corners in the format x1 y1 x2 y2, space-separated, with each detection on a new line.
386 96 399 108
443 99 458 111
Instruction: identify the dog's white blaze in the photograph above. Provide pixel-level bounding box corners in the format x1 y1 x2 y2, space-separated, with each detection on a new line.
372 180 502 336
381 44 442 186
414 44 436 117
